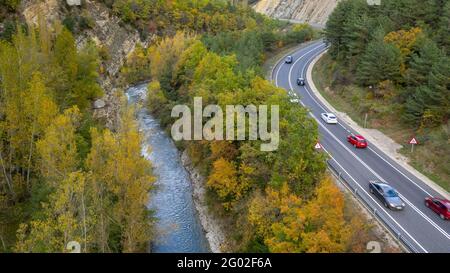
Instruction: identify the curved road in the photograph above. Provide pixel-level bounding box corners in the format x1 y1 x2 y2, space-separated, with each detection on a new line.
272 40 450 253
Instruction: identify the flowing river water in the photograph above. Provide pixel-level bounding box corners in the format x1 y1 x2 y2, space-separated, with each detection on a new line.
126 83 210 253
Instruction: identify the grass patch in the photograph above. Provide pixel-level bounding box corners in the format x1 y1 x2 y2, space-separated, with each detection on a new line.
313 53 450 192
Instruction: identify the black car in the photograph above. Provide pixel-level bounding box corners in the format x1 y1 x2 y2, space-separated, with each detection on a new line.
297 78 305 86
285 56 293 64
369 181 405 210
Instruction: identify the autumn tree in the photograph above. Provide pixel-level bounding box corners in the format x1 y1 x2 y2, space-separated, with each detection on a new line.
121 44 151 84
15 171 93 253
384 27 422 75
146 80 168 115
207 158 253 210
192 52 240 103
86 105 154 252
51 28 103 110
249 178 355 253
173 40 208 88
248 184 304 241
37 107 80 186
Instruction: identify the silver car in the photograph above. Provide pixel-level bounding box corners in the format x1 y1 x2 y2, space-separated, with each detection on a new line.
369 181 405 210
285 56 293 64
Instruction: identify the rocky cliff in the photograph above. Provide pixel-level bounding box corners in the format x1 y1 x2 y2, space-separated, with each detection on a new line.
21 0 154 129
253 0 340 27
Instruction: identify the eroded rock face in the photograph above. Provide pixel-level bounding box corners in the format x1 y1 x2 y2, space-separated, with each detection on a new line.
21 0 155 130
22 0 60 26
253 0 341 26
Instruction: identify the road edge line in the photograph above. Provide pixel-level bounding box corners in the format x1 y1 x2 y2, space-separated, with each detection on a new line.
306 49 450 200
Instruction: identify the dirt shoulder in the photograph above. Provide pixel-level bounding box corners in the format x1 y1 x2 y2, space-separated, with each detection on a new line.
308 50 450 200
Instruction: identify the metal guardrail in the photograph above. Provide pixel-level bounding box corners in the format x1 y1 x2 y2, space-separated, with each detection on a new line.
326 160 419 253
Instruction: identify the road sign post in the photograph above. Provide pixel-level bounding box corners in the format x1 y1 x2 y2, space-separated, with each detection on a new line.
315 142 322 150
409 137 418 153
364 113 368 128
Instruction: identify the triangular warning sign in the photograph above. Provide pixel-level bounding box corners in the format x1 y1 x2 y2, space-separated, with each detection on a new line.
409 138 418 145
315 143 322 149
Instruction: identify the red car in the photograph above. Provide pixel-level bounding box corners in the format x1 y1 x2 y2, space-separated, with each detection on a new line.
425 197 450 220
347 134 368 148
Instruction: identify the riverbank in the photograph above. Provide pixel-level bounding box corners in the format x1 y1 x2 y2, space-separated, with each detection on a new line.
181 151 228 253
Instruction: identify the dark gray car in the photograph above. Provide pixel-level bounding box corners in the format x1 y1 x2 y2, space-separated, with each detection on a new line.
285 56 293 64
369 181 405 210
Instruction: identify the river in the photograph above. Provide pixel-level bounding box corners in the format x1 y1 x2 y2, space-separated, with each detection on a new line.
126 83 210 253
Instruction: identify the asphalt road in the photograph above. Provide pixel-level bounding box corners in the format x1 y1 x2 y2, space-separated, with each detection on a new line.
272 40 450 253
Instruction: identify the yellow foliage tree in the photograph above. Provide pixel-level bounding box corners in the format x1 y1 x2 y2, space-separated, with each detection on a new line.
249 178 354 253
148 32 195 81
20 72 58 190
207 158 253 210
86 106 154 252
209 141 238 162
15 171 92 253
37 107 80 186
384 27 423 74
248 183 303 242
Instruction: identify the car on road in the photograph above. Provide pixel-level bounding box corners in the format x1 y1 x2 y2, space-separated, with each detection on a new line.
297 78 305 86
369 181 405 210
347 134 368 148
285 56 293 64
425 197 450 220
321 113 338 124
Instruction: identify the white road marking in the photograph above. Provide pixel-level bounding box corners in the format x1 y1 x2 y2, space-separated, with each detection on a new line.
274 43 450 251
296 48 436 198
313 111 450 242
368 147 433 197
320 144 426 253
287 44 326 95
297 50 450 239
273 43 322 86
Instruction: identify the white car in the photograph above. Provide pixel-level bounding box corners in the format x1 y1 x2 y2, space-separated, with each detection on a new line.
321 113 338 124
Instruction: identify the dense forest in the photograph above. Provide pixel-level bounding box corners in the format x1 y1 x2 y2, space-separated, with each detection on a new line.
119 1 376 252
0 22 153 252
323 0 450 188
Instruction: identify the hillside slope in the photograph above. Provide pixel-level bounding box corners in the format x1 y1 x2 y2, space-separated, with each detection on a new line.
19 0 153 129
